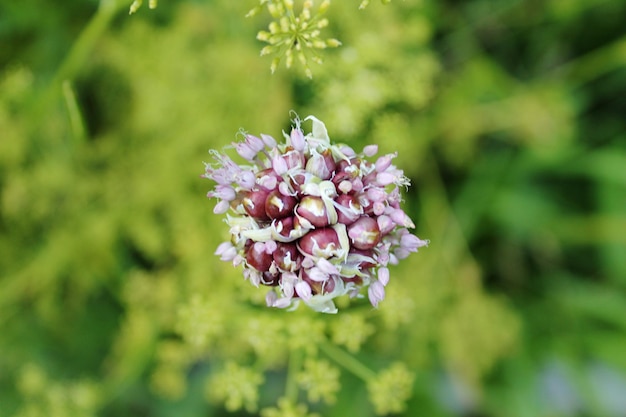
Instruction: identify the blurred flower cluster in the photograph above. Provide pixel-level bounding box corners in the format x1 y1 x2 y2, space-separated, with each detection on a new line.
249 0 340 77
204 115 427 313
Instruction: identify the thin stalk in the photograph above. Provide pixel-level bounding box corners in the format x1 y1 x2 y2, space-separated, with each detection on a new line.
62 80 87 144
285 347 304 403
34 0 123 119
320 341 375 382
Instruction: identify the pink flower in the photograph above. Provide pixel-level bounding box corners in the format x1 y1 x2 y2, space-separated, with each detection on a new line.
203 114 427 313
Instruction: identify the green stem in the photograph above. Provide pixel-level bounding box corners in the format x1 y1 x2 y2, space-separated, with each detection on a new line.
285 347 303 403
62 80 87 144
36 0 122 115
320 341 376 382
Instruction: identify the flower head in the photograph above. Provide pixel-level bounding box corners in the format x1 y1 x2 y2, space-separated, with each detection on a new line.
251 0 341 78
203 114 427 313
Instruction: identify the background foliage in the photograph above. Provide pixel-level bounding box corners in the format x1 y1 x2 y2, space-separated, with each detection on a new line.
1 0 626 416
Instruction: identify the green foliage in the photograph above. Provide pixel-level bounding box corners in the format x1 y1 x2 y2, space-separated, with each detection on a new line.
2 0 626 416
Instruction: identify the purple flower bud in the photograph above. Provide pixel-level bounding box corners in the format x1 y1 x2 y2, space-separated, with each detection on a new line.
317 258 339 275
338 180 352 194
376 215 395 235
307 267 329 282
262 271 280 286
375 153 396 172
266 290 278 306
242 189 271 220
339 145 357 158
207 185 236 201
296 196 330 228
280 271 297 298
347 216 381 250
366 187 386 202
368 280 386 307
305 149 336 180
295 281 312 300
290 127 306 152
245 134 265 152
335 194 362 225
236 171 256 189
394 247 411 260
363 144 378 157
273 243 301 271
373 202 385 216
261 134 277 148
376 172 397 186
272 152 289 175
259 176 278 191
400 233 428 252
233 141 257 161
246 242 274 271
298 227 341 258
215 242 237 261
283 149 305 170
213 200 230 214
265 189 297 220
390 208 415 228
378 267 390 286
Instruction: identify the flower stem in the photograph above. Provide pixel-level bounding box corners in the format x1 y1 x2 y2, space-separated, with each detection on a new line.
320 341 376 382
285 347 303 403
35 0 122 119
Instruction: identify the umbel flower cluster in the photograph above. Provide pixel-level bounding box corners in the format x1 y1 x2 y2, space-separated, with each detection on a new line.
203 115 427 313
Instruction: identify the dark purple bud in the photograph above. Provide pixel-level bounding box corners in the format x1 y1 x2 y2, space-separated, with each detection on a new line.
242 189 271 220
273 243 301 271
261 271 280 286
335 194 361 225
265 190 297 220
246 242 273 271
347 216 381 250
298 227 340 258
296 196 329 228
274 216 295 238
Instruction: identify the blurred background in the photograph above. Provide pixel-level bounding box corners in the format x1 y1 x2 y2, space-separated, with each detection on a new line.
1 0 626 416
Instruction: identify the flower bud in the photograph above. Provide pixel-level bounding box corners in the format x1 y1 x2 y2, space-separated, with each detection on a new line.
368 280 385 307
233 141 257 161
295 281 312 300
283 148 305 170
245 134 265 152
347 216 381 250
265 189 297 220
335 194 361 225
298 227 340 258
273 243 301 271
375 153 396 172
290 127 306 151
363 144 378 157
246 242 274 271
242 189 271 220
296 196 329 228
305 149 336 180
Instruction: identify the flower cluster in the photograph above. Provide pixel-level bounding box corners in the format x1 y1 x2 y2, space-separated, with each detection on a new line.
203 115 427 313
129 0 157 14
358 0 392 9
249 0 341 78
